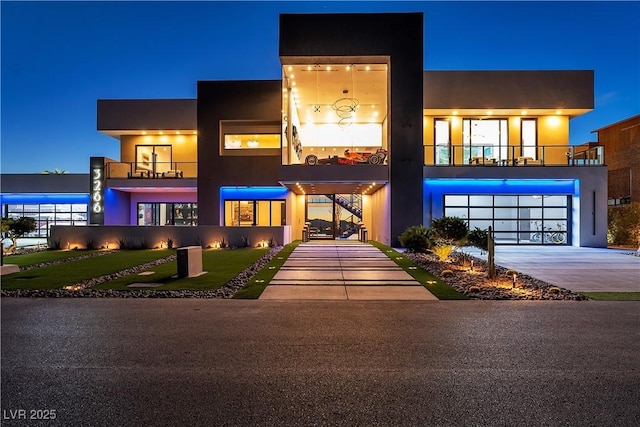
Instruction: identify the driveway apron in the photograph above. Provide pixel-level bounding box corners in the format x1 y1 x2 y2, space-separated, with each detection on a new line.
260 241 437 300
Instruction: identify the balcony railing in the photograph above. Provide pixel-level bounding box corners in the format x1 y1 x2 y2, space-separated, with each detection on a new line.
105 162 198 179
424 144 604 166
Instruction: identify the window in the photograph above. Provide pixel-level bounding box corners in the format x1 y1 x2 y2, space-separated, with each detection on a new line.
463 119 508 162
434 119 451 165
135 145 172 176
220 121 281 156
3 203 88 237
137 203 197 226
224 200 286 226
521 119 537 159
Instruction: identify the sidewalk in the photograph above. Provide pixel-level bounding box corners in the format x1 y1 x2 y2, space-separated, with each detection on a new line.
259 241 437 300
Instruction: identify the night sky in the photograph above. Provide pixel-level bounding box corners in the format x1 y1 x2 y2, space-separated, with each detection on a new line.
1 1 638 173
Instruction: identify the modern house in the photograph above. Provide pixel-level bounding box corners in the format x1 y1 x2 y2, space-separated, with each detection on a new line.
592 114 640 206
2 12 608 248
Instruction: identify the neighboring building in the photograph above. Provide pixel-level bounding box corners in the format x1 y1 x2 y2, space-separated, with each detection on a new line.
2 12 608 248
592 114 640 206
0 174 89 237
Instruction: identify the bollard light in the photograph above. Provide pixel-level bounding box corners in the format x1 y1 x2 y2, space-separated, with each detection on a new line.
512 273 517 289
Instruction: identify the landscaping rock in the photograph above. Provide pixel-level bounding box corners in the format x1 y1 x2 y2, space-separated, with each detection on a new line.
405 251 587 301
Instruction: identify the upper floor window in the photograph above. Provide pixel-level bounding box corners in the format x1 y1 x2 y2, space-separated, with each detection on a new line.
220 121 281 156
281 62 389 165
463 119 508 162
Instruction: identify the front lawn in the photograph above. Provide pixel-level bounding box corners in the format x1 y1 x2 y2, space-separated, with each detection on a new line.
1 250 173 290
93 248 269 291
579 292 640 301
233 241 301 298
1 249 103 268
370 241 468 300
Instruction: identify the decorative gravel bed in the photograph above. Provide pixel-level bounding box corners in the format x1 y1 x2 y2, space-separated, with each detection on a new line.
1 247 281 299
17 250 115 272
406 251 587 300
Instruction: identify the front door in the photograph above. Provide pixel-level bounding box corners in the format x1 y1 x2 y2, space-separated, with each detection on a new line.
306 194 362 240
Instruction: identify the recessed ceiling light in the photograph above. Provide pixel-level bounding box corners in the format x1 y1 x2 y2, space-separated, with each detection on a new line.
365 66 371 71
326 66 331 71
307 66 312 71
159 131 163 135
556 110 562 115
288 66 292 71
142 131 147 135
521 110 527 115
452 111 458 115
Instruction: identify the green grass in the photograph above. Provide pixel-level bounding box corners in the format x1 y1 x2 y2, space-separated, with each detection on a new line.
233 241 301 299
2 249 102 268
1 250 173 290
370 241 468 300
579 292 640 301
94 247 269 291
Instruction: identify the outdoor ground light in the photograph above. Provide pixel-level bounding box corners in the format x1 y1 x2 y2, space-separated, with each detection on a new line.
426 280 437 286
105 241 109 249
512 273 517 289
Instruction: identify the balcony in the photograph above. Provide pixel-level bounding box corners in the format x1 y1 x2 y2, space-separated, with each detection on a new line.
105 162 198 179
424 144 604 167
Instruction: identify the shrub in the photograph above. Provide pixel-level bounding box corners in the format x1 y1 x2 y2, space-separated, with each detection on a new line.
608 203 640 246
441 269 453 277
220 238 227 249
431 216 469 244
468 285 481 293
86 238 96 250
49 237 61 250
138 238 150 249
467 227 489 251
399 225 433 253
166 238 174 249
432 244 455 262
268 237 275 248
241 236 250 248
118 237 128 250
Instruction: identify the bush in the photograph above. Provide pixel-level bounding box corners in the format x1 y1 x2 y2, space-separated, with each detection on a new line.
441 269 453 277
467 227 489 251
399 225 434 253
432 244 455 262
608 203 640 246
431 216 469 244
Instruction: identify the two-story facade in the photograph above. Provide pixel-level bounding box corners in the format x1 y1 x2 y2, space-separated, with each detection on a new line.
8 12 607 248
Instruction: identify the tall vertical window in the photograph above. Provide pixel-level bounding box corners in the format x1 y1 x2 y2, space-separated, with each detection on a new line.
434 119 451 165
521 119 537 159
463 119 508 162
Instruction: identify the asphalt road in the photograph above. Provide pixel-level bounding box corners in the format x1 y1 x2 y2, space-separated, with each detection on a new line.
2 299 639 426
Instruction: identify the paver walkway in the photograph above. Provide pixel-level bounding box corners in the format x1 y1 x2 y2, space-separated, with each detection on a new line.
260 241 437 300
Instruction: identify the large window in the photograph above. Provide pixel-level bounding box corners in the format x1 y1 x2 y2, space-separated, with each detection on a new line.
4 203 88 237
463 119 508 162
137 203 197 226
224 200 286 226
135 145 172 176
281 62 389 165
443 194 569 245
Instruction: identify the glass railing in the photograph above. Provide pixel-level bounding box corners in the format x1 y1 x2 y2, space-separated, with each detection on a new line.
424 144 604 166
105 162 198 179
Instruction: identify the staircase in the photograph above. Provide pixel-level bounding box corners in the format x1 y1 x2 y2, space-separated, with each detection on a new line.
335 195 363 239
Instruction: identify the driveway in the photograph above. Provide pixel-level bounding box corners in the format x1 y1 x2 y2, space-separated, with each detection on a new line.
462 246 640 292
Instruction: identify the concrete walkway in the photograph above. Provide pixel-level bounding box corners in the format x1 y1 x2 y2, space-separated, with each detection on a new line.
260 241 437 300
464 245 640 292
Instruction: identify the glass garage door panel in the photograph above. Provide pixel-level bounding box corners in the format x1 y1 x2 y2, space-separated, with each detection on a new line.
443 194 569 245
